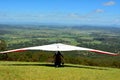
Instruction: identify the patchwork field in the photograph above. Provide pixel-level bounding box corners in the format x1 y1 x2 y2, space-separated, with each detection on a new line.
0 61 120 80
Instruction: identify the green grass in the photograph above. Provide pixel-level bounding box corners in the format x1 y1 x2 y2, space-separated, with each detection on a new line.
0 61 120 80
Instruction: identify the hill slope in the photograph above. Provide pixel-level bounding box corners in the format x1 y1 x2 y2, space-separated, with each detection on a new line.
0 61 120 80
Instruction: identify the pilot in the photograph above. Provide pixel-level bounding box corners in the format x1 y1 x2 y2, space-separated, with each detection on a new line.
53 51 64 67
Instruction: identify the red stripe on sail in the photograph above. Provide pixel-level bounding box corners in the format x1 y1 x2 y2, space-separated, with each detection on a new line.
90 50 118 56
14 49 26 52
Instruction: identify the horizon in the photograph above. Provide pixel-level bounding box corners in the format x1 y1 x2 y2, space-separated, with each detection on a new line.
0 0 120 26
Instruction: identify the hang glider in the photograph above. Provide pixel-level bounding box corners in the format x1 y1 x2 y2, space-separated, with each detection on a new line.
0 43 118 56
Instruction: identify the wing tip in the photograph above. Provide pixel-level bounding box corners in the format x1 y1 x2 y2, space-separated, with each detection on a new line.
0 49 27 54
90 50 119 56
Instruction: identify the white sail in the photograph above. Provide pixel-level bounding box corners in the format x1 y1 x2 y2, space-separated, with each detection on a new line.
0 43 118 56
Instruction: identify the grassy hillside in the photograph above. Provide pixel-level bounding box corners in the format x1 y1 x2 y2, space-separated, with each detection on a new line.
0 61 120 80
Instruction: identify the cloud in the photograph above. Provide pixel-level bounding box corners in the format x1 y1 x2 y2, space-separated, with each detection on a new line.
103 1 116 6
67 13 80 18
0 12 8 17
95 9 104 13
114 19 120 24
82 9 104 18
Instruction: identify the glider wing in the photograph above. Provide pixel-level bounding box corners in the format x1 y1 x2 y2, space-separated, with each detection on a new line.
0 43 118 56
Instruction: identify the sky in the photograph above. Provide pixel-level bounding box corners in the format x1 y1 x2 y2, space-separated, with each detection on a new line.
0 0 120 25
